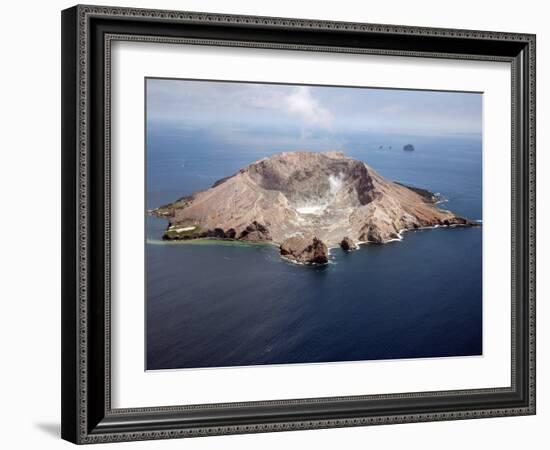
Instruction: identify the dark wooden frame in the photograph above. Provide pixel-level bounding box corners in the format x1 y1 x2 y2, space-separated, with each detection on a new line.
61 4 536 444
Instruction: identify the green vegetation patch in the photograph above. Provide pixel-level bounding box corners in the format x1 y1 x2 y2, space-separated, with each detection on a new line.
163 224 202 240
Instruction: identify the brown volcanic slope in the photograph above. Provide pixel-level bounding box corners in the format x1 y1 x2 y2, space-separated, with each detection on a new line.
152 151 474 247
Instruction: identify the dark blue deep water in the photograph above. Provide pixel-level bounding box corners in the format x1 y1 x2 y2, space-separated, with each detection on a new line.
146 128 482 370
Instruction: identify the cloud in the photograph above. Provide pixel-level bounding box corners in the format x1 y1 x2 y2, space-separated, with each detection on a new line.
242 85 334 131
284 87 334 130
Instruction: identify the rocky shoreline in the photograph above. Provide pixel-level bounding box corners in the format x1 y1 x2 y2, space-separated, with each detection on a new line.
153 217 477 265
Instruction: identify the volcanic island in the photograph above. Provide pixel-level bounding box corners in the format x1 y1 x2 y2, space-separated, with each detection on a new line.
150 151 476 264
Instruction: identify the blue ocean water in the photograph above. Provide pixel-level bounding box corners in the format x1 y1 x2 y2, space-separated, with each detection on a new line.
146 127 482 370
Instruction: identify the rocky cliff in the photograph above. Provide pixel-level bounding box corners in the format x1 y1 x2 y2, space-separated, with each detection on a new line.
151 151 475 264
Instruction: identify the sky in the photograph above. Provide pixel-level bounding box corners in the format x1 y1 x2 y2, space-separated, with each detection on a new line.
146 78 482 140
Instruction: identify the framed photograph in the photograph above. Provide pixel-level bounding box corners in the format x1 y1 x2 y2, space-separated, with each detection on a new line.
61 5 536 444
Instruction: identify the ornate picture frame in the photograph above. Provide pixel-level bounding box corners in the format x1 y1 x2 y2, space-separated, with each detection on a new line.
61 4 536 444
